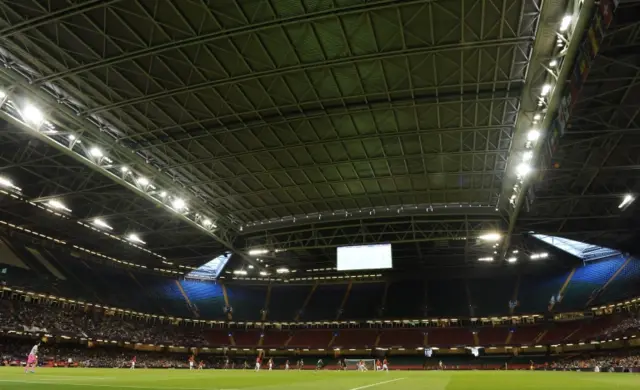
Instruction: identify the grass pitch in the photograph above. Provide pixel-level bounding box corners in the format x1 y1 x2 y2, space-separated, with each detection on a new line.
0 368 637 389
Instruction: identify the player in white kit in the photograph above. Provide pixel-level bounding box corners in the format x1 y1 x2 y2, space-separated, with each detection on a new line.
25 343 39 373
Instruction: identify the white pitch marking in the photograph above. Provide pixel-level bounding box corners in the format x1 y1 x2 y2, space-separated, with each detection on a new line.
348 377 405 390
0 380 211 389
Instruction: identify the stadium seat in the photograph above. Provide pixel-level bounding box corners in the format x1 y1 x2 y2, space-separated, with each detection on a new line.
378 329 424 348
303 284 347 321
477 326 509 345
332 329 378 348
427 279 469 317
341 282 384 320
179 280 226 319
267 285 312 321
384 280 426 318
287 330 333 348
468 278 515 317
594 257 640 304
226 285 267 321
561 256 626 310
427 327 474 347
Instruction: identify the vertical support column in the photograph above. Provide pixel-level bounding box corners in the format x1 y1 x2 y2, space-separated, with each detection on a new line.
222 284 232 320
295 282 318 321
336 281 353 320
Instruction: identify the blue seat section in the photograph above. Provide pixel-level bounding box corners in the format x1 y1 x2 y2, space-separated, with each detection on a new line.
267 285 311 321
226 284 267 321
179 280 226 319
561 256 626 310
468 277 515 317
341 282 384 320
595 257 640 304
303 284 347 321
516 273 568 314
428 279 469 317
385 280 425 318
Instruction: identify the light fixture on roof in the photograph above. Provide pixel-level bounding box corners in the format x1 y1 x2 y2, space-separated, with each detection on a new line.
248 265 254 269
202 218 214 228
0 176 21 191
93 218 113 230
171 197 186 211
276 268 290 274
549 59 558 67
233 270 247 275
120 166 129 173
478 257 494 262
522 151 533 162
89 147 103 158
127 233 146 245
527 129 540 142
22 104 44 126
479 232 501 242
618 194 635 209
136 177 149 187
541 84 552 97
259 271 269 276
516 163 531 177
159 191 167 198
47 199 71 212
530 252 549 260
559 15 572 32
507 256 517 263
248 249 269 256
533 114 541 121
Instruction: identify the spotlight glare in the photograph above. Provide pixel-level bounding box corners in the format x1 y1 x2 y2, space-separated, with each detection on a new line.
527 130 540 142
479 233 501 242
618 194 635 209
136 177 149 186
0 176 20 191
248 249 269 256
127 234 146 245
541 84 552 97
93 218 113 230
549 59 558 67
478 257 494 262
171 198 186 211
507 256 517 263
276 268 290 274
120 166 129 173
159 191 167 198
523 151 533 162
47 199 71 212
559 15 572 32
23 104 44 125
89 147 103 158
516 162 532 177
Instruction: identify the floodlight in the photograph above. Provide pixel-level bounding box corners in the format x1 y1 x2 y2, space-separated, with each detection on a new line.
522 151 533 162
531 252 549 260
93 218 113 230
120 166 129 173
549 59 558 67
259 271 269 276
127 234 146 245
0 176 20 191
233 270 247 275
171 198 186 211
0 90 5 99
533 114 541 121
478 257 494 262
276 268 290 274
507 257 517 263
159 191 167 198
618 194 635 209
22 104 44 125
47 199 71 212
559 15 572 32
478 233 501 242
136 177 149 186
527 130 540 141
248 249 269 256
516 163 531 177
89 147 103 158
541 84 552 97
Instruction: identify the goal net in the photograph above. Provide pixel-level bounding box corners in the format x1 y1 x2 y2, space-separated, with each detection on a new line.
344 359 376 371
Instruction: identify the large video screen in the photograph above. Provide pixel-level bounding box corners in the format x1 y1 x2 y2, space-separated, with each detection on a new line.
337 244 392 271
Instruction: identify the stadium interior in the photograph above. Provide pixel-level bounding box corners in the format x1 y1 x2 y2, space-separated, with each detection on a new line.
0 0 639 384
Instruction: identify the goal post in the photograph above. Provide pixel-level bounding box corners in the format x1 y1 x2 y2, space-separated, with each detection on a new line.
344 359 376 371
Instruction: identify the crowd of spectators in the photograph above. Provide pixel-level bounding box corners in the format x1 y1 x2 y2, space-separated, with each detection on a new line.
554 351 640 371
603 316 640 336
0 298 208 347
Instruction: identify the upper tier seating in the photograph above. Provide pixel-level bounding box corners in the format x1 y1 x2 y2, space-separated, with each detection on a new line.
384 280 426 318
341 283 384 320
179 280 225 319
428 279 469 318
516 273 568 313
428 327 474 346
226 285 266 321
302 284 346 321
509 325 543 345
378 329 424 347
267 285 311 321
477 326 509 345
595 257 640 304
332 329 378 348
560 256 626 310
468 278 515 317
287 330 333 348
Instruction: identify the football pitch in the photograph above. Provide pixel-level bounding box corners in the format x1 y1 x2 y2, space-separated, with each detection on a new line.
0 368 637 389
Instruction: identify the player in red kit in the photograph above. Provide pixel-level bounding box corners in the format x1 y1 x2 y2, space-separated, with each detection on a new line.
382 358 389 372
255 356 261 372
130 356 136 370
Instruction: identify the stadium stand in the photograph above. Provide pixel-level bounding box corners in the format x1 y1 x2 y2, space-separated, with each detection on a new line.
428 327 474 347
332 329 378 348
427 279 469 318
302 284 346 321
226 285 267 321
384 280 426 318
267 284 312 321
516 273 568 313
178 280 226 319
509 325 544 345
378 328 424 348
594 257 640 304
341 282 384 320
287 330 333 348
468 278 516 317
476 326 510 346
560 256 627 310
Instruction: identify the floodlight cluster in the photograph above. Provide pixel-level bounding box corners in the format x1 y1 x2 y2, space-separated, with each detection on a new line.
508 11 579 210
0 88 220 241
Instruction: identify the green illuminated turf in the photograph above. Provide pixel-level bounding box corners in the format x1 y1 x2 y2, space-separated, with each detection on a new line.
0 368 637 389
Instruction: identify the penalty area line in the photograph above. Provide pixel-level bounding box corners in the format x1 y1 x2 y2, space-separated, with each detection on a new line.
349 378 405 390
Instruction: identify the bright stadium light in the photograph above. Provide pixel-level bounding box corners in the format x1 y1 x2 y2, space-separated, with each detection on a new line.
527 129 540 142
479 233 501 242
522 151 533 162
531 252 549 260
47 199 71 212
507 256 517 263
260 271 269 276
120 166 129 173
559 15 572 32
136 177 149 186
549 59 558 67
202 218 215 228
478 257 494 262
541 84 552 97
248 249 269 256
276 268 290 274
0 176 21 191
93 218 113 230
233 270 247 275
516 163 531 177
159 191 167 198
171 198 186 211
22 104 44 125
89 147 103 158
248 265 254 269
127 233 146 245
618 194 635 209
